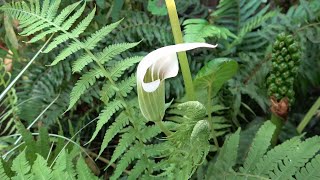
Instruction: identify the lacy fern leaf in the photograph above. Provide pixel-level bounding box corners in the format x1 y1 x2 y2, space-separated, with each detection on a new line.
11 149 32 179
90 100 125 143
206 121 320 179
31 154 53 180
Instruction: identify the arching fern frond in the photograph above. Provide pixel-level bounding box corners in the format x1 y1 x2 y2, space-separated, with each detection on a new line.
206 121 320 179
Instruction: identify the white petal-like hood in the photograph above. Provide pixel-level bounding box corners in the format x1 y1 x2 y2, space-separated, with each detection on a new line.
137 43 217 92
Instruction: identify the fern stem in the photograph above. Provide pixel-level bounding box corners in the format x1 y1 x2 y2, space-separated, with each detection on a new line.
297 97 320 133
0 34 54 102
270 113 284 146
165 0 195 101
207 85 220 149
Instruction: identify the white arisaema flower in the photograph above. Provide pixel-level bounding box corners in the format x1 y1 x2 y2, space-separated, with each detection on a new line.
137 43 217 122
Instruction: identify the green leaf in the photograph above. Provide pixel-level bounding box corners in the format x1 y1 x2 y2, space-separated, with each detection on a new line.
194 58 238 96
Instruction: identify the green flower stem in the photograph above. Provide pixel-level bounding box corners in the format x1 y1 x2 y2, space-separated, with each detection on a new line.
297 97 320 133
270 113 284 146
165 0 195 101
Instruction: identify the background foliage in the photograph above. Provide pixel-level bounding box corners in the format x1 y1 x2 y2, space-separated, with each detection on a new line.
0 0 319 179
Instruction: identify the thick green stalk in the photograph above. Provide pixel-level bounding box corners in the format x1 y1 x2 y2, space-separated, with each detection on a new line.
297 97 320 133
165 0 195 100
270 113 284 146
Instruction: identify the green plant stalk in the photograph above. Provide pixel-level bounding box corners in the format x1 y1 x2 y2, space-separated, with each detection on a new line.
165 0 195 101
270 113 284 146
207 85 220 149
297 97 320 133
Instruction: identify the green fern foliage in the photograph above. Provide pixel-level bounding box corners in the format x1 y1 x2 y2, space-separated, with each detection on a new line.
0 149 98 180
108 11 173 46
206 121 320 179
183 18 237 43
1 119 98 179
0 60 18 135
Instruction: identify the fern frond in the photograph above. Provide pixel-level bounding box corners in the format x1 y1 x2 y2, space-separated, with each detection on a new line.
98 113 130 157
111 142 142 180
0 161 9 180
207 121 320 179
100 74 136 103
51 41 82 65
43 33 71 53
183 18 237 43
270 136 320 179
40 0 50 18
52 150 69 179
239 121 275 173
238 10 276 38
252 136 301 176
71 42 139 73
110 11 173 45
53 2 81 26
60 3 85 31
31 154 53 180
37 127 50 159
207 129 240 177
109 56 142 81
76 157 98 180
72 54 93 73
85 20 122 50
11 150 32 179
295 154 320 180
16 120 37 162
139 124 163 143
108 128 137 167
68 69 104 110
89 100 125 142
127 159 149 180
70 7 96 37
96 42 140 64
43 3 86 53
46 0 61 21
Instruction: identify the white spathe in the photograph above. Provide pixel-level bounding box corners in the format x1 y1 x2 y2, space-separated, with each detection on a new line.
136 43 217 122
137 43 217 93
